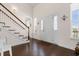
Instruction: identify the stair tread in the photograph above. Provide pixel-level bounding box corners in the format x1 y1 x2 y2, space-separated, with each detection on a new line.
8 29 16 31
3 25 10 28
0 22 5 25
19 35 24 37
22 36 28 39
12 40 30 46
14 32 20 34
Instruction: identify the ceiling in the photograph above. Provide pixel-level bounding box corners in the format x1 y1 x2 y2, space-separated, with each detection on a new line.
3 3 39 8
26 3 39 7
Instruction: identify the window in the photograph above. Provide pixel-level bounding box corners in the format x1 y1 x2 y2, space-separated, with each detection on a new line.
54 16 58 31
34 17 37 32
71 4 79 39
41 20 43 31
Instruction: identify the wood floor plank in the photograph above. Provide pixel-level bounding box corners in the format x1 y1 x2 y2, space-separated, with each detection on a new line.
3 38 75 56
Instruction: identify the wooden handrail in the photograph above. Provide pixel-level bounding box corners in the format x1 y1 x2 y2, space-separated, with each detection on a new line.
0 3 30 40
0 9 25 29
0 3 29 29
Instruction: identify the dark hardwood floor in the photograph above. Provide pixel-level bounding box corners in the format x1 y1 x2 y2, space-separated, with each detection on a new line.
2 38 75 56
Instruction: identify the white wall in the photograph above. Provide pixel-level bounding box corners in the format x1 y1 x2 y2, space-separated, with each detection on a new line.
33 3 77 50
3 3 33 23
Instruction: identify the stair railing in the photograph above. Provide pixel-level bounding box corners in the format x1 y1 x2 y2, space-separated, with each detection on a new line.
0 3 30 40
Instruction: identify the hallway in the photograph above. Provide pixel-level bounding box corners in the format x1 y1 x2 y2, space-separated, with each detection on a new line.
0 3 78 56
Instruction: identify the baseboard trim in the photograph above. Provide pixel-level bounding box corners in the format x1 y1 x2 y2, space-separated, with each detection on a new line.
32 38 75 52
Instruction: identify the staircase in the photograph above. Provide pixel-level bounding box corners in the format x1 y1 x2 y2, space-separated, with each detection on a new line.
0 3 30 46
